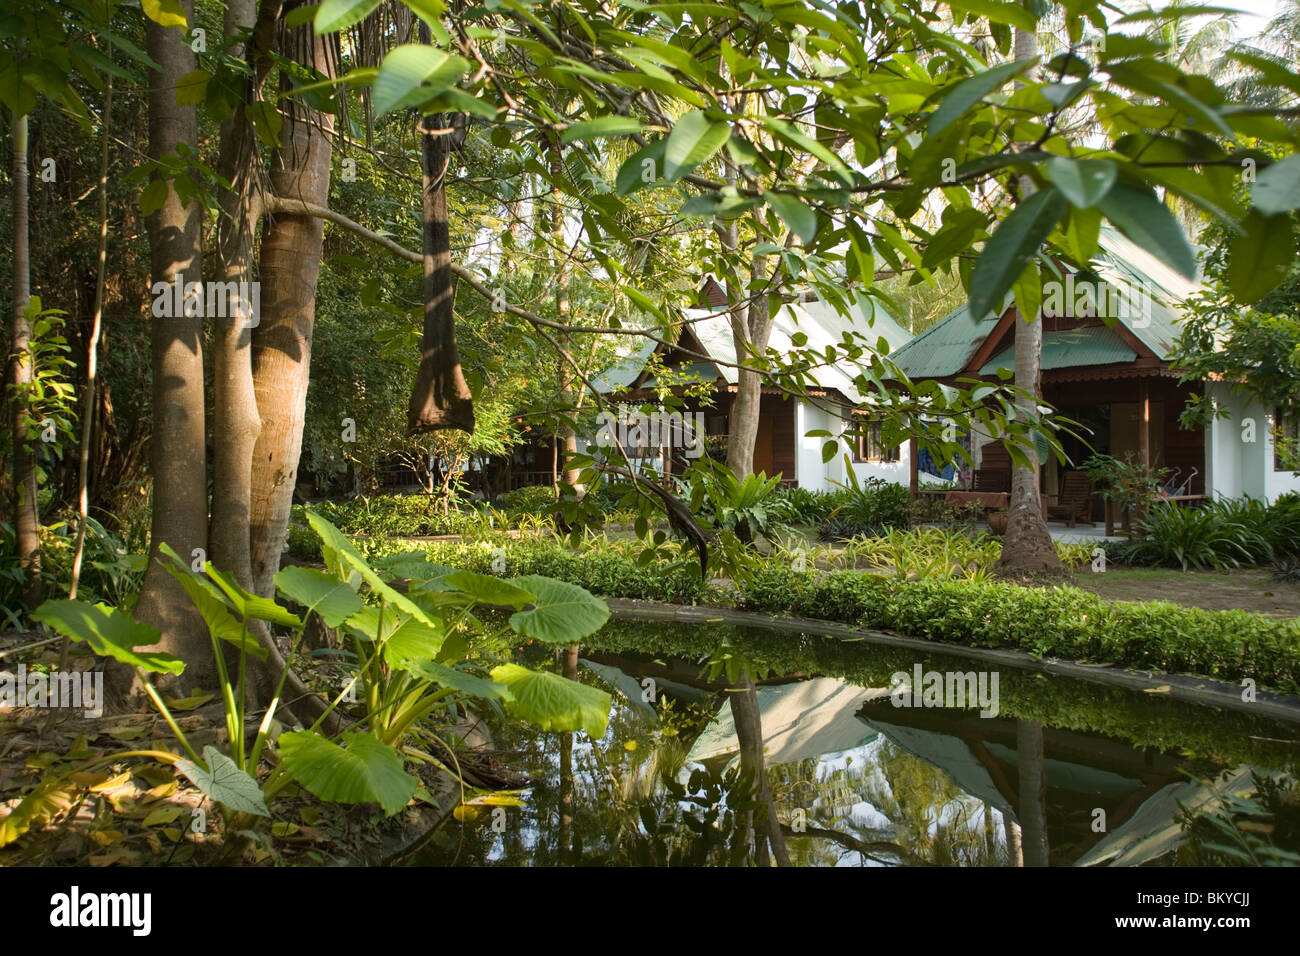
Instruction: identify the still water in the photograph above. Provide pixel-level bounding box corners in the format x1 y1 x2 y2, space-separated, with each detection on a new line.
412 618 1299 866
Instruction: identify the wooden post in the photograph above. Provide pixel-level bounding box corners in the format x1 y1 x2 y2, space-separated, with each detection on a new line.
1138 379 1150 468
909 436 918 500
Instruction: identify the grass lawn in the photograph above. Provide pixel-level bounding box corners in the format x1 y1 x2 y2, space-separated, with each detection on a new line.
1070 567 1300 616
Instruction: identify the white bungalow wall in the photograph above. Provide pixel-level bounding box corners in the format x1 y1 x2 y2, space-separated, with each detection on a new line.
1205 383 1300 502
795 400 910 491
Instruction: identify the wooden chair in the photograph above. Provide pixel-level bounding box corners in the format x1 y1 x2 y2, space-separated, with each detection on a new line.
1048 472 1095 527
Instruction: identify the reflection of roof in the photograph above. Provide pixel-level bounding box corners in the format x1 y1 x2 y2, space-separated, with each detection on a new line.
687 678 882 766
889 225 1204 380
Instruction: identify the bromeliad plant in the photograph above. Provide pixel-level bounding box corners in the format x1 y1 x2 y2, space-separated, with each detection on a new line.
24 511 613 831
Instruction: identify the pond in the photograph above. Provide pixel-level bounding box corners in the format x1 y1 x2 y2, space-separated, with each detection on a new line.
410 617 1300 867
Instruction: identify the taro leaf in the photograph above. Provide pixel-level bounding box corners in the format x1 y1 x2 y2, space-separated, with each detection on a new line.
276 731 417 816
173 746 270 817
489 663 611 737
156 548 266 660
382 617 447 669
1044 156 1117 209
342 605 406 643
274 565 364 628
663 110 730 182
306 511 437 625
1252 155 1300 217
205 565 302 628
969 188 1067 320
407 661 514 701
31 599 184 675
507 575 610 644
1098 184 1197 279
443 570 534 608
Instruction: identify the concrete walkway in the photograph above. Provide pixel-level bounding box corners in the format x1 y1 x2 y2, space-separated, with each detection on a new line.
1047 522 1126 544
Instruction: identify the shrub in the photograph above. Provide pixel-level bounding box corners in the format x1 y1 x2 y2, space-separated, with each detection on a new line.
737 570 1300 692
1128 501 1263 570
818 480 910 540
494 484 560 515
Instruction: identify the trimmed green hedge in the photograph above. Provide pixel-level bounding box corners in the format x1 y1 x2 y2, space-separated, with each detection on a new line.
737 567 1300 694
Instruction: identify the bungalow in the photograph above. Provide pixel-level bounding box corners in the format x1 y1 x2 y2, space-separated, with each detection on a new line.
887 226 1300 508
588 286 915 490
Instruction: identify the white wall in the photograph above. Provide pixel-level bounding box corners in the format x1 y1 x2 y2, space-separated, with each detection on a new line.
795 401 910 490
1207 383 1300 502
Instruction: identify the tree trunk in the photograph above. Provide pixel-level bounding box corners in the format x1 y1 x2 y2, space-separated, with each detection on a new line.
407 22 473 435
724 251 774 481
549 141 581 491
1016 718 1051 867
249 18 335 600
997 26 1062 575
208 0 268 591
729 671 790 866
8 111 41 610
133 4 214 688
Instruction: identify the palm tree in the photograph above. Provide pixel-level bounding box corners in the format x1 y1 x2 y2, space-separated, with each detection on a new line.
997 23 1064 575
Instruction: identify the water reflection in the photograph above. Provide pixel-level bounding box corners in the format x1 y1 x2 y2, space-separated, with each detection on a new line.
411 622 1299 867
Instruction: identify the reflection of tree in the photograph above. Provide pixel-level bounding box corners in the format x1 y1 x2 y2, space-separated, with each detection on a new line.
769 740 1007 866
1017 719 1051 867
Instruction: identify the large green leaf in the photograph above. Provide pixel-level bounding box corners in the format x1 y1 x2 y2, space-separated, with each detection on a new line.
562 115 643 143
314 0 380 34
382 617 447 669
927 59 1031 138
507 575 610 644
305 512 437 625
407 661 514 701
663 110 730 182
1044 156 1117 209
1253 155 1300 217
141 0 187 28
277 731 417 816
30 600 183 675
969 188 1066 320
274 565 363 628
1098 184 1197 279
616 139 667 195
205 565 302 628
156 545 267 660
764 191 818 245
174 746 270 817
1227 211 1296 304
443 570 534 608
489 663 611 737
372 45 468 117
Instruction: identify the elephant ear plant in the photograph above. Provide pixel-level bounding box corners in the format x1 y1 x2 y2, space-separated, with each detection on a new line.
21 511 612 841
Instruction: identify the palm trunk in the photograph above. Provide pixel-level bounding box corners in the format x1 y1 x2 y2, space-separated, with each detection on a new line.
549 142 580 491
1016 718 1051 866
725 251 774 481
133 3 214 687
9 111 40 610
997 25 1062 574
249 18 335 600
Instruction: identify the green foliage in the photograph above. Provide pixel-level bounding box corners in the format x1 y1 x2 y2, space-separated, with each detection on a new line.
820 469 911 540
689 466 789 546
736 568 1300 693
1129 500 1268 570
1178 772 1300 866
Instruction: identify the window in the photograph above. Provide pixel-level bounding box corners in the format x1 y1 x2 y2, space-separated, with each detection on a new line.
1275 409 1299 472
854 421 900 463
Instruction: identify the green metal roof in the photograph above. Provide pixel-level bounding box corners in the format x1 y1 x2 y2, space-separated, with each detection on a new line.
888 225 1203 379
978 325 1137 375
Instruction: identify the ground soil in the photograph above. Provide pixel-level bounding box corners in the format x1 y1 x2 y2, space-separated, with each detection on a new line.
1069 567 1300 616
